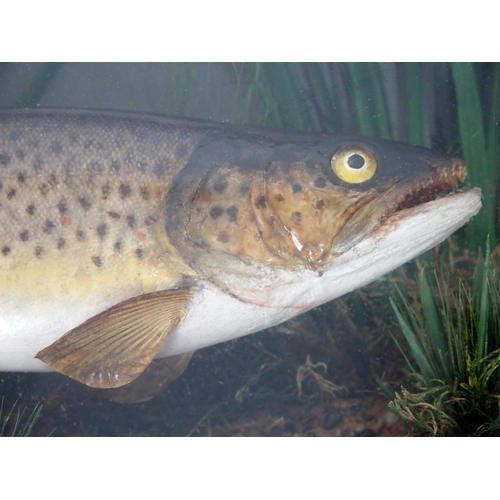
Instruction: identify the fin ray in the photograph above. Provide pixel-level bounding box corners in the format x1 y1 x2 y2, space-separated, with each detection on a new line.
36 288 193 388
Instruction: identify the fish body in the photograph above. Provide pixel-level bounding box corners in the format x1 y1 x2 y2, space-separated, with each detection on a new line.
0 109 481 388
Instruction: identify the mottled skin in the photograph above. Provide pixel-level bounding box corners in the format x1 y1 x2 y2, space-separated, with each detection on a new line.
0 109 473 388
0 111 198 305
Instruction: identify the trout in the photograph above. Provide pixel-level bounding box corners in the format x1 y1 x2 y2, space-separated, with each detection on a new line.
0 109 481 389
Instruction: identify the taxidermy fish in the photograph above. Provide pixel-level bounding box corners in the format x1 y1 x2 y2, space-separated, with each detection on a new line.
0 108 481 390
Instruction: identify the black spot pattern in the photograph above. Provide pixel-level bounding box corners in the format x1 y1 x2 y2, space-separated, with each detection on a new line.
126 215 135 228
78 197 92 211
43 220 56 234
227 206 238 222
58 198 68 215
213 176 228 193
314 177 326 188
97 223 108 239
91 256 102 267
119 183 132 199
210 206 224 219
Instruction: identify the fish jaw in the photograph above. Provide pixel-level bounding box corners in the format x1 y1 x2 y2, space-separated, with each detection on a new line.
157 188 482 357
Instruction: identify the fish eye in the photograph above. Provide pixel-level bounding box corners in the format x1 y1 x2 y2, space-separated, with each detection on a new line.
331 147 377 184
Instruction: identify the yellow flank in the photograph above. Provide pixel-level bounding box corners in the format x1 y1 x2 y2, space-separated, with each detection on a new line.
0 116 198 306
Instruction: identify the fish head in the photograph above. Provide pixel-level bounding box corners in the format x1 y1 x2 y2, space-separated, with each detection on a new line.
250 136 468 271
171 132 473 280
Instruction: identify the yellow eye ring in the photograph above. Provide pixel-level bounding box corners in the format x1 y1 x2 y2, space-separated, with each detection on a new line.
331 147 377 184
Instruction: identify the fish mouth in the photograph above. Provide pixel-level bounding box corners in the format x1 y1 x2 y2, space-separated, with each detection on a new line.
390 158 468 215
330 157 470 258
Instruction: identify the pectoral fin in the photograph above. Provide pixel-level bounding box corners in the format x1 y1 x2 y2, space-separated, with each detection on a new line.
36 288 193 389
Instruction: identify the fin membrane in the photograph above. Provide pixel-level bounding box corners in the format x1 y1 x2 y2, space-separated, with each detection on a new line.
102 352 195 404
36 288 193 389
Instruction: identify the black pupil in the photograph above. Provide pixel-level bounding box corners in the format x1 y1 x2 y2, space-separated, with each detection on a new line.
347 153 365 169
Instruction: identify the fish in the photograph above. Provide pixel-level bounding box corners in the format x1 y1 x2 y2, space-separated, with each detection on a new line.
0 108 481 390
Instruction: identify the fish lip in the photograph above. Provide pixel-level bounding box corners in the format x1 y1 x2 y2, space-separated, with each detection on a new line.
384 157 468 219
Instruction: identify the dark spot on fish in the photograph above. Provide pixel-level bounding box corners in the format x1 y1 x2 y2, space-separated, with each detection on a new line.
76 230 85 241
107 211 121 220
119 183 132 199
39 184 49 196
84 140 94 150
9 130 21 141
2 245 11 256
57 198 68 215
15 149 24 160
0 181 2 190
314 177 326 188
27 204 35 216
291 211 302 224
7 189 16 200
101 183 111 200
43 220 56 234
256 196 267 209
111 160 121 171
19 230 29 242
57 237 66 249
144 215 157 226
154 162 169 178
0 153 10 166
217 231 230 244
114 241 122 251
97 223 108 239
51 141 63 155
213 176 228 193
210 206 224 219
33 158 43 171
49 173 57 185
227 206 238 222
78 197 92 211
135 248 144 259
91 256 102 267
17 173 26 183
275 194 285 202
315 199 325 209
140 187 150 200
126 215 135 228
292 183 302 193
35 246 43 258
